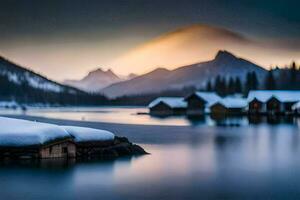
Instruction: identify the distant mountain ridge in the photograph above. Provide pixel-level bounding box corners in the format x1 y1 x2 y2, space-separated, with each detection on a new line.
101 50 268 98
64 68 122 92
0 56 78 93
0 56 107 104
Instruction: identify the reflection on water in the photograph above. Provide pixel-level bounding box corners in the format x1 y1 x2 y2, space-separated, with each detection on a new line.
1 125 300 199
1 106 300 127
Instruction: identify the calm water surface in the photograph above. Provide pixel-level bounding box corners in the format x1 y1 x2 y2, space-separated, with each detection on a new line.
1 106 300 126
1 107 300 199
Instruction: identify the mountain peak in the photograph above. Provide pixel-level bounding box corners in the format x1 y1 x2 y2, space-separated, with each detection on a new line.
214 50 237 61
87 68 118 77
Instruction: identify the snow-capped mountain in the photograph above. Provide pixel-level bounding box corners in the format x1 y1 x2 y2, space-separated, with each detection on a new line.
64 68 123 93
101 50 268 98
0 56 77 94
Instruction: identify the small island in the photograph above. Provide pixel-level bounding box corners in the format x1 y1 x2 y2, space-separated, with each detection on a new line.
0 117 147 160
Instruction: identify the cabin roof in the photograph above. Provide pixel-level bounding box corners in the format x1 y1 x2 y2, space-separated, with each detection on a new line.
188 92 221 106
212 97 248 109
148 97 187 109
0 117 70 147
61 126 115 143
0 117 117 148
248 90 300 103
292 101 300 110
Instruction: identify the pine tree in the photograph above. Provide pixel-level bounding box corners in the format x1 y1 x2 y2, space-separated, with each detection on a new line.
214 75 227 96
214 75 221 92
228 77 235 95
234 77 242 93
265 70 276 90
206 80 212 91
251 72 258 90
245 72 252 94
290 61 297 90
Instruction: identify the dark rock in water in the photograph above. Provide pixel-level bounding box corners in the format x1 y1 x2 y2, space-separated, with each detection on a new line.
130 144 148 155
77 136 149 160
114 136 131 144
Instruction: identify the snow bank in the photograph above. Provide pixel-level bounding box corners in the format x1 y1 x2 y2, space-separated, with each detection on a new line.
61 126 115 143
0 117 70 147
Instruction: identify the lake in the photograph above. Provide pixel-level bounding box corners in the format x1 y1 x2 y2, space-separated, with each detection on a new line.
1 106 300 127
1 107 300 199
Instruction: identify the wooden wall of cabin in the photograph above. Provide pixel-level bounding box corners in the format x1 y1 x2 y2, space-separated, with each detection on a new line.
150 103 173 115
39 141 76 159
210 104 228 115
186 96 205 115
248 100 263 114
266 98 282 114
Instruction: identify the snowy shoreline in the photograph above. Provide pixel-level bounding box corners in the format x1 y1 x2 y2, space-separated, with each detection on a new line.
0 114 227 144
0 116 147 160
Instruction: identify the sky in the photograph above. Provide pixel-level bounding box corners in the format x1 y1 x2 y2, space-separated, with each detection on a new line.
0 0 299 81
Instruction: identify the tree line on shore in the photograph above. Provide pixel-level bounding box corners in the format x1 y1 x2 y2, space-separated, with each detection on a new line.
205 61 300 96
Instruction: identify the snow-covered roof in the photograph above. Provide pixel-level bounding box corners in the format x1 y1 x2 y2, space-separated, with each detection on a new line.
0 101 19 108
148 97 187 109
0 117 116 147
292 101 300 110
0 117 70 147
248 90 300 103
61 126 115 143
212 97 248 109
191 92 221 106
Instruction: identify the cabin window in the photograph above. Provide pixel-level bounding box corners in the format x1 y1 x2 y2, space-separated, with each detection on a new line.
62 147 68 154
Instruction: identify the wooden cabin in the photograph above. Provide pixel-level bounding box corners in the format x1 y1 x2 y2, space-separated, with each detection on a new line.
266 96 282 115
0 138 76 160
210 97 247 116
247 90 300 115
184 92 221 116
39 139 76 159
148 97 187 115
248 98 264 114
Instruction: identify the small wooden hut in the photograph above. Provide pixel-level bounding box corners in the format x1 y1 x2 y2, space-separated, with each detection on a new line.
210 97 247 115
0 117 76 160
248 98 264 114
148 97 187 115
0 138 76 160
184 92 221 116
